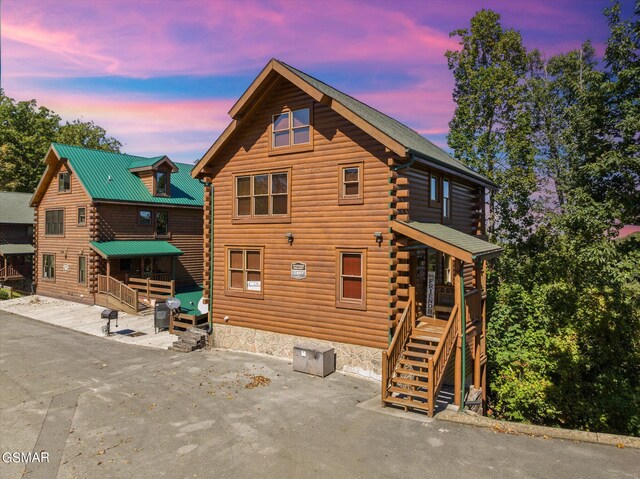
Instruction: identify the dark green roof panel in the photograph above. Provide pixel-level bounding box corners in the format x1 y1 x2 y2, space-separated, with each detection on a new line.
52 143 203 207
278 61 495 188
90 240 183 258
0 192 35 224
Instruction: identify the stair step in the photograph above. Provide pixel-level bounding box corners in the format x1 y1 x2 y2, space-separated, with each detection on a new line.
392 376 429 388
395 367 431 379
383 396 430 412
398 358 431 369
410 333 441 342
402 350 434 360
406 341 437 351
389 386 431 400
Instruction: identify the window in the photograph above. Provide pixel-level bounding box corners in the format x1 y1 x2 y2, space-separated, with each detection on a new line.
430 174 441 207
78 256 86 284
336 249 367 310
138 209 152 226
443 178 451 222
27 225 34 237
58 172 70 192
234 170 290 221
271 107 311 150
226 247 263 298
45 210 64 235
156 211 169 236
339 162 363 205
77 207 86 226
42 254 55 279
155 171 169 196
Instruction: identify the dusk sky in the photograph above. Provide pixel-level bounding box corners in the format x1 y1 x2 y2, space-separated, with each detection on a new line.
1 0 628 164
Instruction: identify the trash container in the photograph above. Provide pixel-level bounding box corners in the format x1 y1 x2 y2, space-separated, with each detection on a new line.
293 343 335 377
154 301 170 333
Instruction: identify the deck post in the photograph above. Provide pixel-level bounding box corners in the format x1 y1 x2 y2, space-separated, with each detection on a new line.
146 278 151 301
381 351 388 407
474 330 481 388
453 259 462 406
106 259 111 278
171 256 177 281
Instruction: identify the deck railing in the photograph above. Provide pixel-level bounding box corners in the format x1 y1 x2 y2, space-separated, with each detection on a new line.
427 303 459 416
381 286 415 404
127 276 175 301
0 264 31 279
97 275 138 311
465 289 482 327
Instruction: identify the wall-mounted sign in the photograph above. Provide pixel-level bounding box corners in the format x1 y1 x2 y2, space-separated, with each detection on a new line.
291 262 307 280
426 271 435 317
247 281 261 291
63 263 70 272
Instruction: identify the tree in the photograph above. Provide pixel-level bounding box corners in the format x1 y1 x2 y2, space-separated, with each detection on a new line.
0 90 122 193
446 10 537 243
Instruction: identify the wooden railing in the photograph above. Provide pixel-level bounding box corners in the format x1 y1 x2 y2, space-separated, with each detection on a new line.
97 275 138 311
381 286 415 404
427 303 460 416
0 264 31 279
465 289 482 326
127 276 175 301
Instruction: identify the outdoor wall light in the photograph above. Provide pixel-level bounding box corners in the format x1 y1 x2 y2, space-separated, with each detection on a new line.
285 232 294 245
374 232 383 245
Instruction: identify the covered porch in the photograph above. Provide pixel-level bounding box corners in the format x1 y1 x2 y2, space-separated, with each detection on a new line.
0 244 34 282
382 220 502 415
90 240 183 312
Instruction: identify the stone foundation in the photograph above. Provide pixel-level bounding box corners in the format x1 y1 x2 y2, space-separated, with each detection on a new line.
211 323 383 381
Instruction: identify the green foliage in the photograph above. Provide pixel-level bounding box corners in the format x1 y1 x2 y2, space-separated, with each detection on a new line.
0 90 122 193
450 3 640 436
0 289 10 300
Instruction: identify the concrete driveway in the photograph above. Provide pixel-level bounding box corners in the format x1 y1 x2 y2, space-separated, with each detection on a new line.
1 311 638 479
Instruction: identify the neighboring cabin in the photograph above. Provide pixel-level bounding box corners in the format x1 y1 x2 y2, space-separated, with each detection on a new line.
30 143 203 312
0 191 35 289
192 59 502 415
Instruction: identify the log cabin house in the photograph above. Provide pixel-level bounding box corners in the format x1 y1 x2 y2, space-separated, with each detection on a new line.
30 143 204 314
0 191 35 290
192 59 503 415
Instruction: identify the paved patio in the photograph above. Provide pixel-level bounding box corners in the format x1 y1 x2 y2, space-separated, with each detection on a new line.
0 295 175 349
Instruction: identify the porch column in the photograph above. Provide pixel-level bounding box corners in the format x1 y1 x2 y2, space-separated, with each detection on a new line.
453 259 462 406
474 330 481 388
106 259 111 278
171 256 177 281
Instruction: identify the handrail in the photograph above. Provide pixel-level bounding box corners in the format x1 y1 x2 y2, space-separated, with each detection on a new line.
0 264 30 279
127 276 175 300
428 303 460 415
97 274 138 310
381 286 415 404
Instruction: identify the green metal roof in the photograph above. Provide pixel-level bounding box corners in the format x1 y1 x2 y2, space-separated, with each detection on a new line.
0 244 34 256
127 156 168 170
0 192 35 224
90 240 183 259
398 220 503 260
51 143 203 207
277 61 496 188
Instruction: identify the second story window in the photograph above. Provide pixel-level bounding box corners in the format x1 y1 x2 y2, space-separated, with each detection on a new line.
58 172 70 192
155 171 169 196
156 211 169 236
234 170 290 221
138 209 152 226
339 162 364 205
443 178 451 222
272 107 310 149
45 210 64 235
430 174 441 207
77 207 86 226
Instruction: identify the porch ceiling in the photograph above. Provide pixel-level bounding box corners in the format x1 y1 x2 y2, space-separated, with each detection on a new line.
391 220 503 263
0 244 35 256
89 240 183 259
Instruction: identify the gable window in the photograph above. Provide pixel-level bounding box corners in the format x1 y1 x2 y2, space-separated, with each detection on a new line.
77 207 86 226
156 211 169 236
58 172 70 192
155 171 169 196
43 254 55 279
429 174 441 207
338 162 364 205
78 256 87 285
45 210 64 235
336 249 367 310
138 209 152 226
234 169 290 222
443 178 451 223
226 247 264 298
271 107 311 150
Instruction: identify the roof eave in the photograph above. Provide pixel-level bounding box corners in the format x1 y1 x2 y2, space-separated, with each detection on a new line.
408 149 498 190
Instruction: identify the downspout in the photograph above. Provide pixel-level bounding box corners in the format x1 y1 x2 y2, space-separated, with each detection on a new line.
199 179 214 337
460 261 467 411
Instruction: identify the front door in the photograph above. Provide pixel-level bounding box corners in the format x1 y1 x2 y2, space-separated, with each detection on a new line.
142 257 154 278
410 249 427 318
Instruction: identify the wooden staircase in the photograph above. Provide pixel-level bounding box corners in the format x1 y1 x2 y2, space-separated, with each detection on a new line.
95 275 140 314
382 286 460 416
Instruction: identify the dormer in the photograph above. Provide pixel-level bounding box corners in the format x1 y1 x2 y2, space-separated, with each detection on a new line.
128 156 179 197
